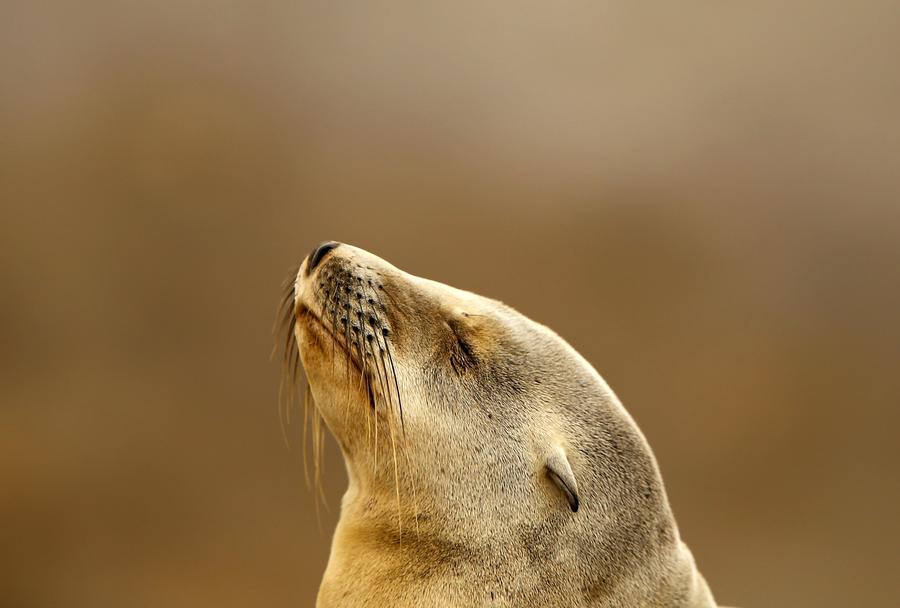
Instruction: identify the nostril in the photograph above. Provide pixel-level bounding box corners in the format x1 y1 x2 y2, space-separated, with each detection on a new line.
306 241 340 274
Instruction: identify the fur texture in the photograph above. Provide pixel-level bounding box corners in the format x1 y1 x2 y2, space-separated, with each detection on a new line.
286 243 718 608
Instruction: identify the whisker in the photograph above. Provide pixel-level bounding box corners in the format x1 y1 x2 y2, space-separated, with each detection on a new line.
364 281 420 539
342 296 354 425
302 382 312 490
312 406 323 528
356 349 372 451
359 281 407 544
401 425 421 539
373 376 379 473
313 406 328 511
275 267 300 450
287 339 301 426
383 380 403 545
382 338 405 433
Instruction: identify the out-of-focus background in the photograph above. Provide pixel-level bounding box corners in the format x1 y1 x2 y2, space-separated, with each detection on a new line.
2 2 898 607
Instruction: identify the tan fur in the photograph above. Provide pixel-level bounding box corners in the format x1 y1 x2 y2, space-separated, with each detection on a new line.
286 243 719 607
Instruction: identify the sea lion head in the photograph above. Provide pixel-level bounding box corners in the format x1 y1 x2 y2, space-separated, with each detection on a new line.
279 241 713 606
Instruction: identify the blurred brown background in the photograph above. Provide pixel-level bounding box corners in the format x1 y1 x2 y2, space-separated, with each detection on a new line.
2 2 898 607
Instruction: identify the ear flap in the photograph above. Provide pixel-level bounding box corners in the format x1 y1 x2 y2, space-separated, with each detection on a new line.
545 447 580 513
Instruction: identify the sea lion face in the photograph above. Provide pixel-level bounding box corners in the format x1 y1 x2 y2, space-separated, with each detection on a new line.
286 242 592 518
281 242 715 607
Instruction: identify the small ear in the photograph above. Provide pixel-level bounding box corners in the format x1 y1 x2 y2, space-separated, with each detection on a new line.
545 447 580 513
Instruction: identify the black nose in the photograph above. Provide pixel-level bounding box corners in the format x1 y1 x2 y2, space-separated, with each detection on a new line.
306 241 340 274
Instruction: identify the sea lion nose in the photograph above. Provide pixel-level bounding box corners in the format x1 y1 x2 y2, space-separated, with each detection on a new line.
306 241 341 274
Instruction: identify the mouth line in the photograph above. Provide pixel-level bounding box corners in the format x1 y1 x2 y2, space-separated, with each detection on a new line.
297 303 364 374
285 263 404 423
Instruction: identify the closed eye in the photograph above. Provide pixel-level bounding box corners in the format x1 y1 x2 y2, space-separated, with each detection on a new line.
446 317 477 373
456 334 475 360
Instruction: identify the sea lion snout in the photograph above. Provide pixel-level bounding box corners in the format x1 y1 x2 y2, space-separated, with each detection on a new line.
290 243 403 438
305 240 341 275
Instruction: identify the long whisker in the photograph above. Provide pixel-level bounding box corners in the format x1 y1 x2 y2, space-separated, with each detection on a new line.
313 406 328 511
379 342 420 538
302 382 312 489
376 345 403 544
365 281 421 539
349 294 370 429
373 386 379 473
312 406 323 527
360 281 409 543
401 424 421 538
364 315 401 539
275 268 300 450
342 293 354 426
373 352 391 441
360 286 392 416
357 350 372 452
353 288 390 479
287 334 301 427
381 336 404 433
271 289 295 361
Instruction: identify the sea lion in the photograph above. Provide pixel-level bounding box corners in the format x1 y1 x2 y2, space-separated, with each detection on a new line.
278 241 719 607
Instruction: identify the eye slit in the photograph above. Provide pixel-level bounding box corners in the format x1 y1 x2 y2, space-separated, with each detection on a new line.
446 317 477 374
455 335 475 361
